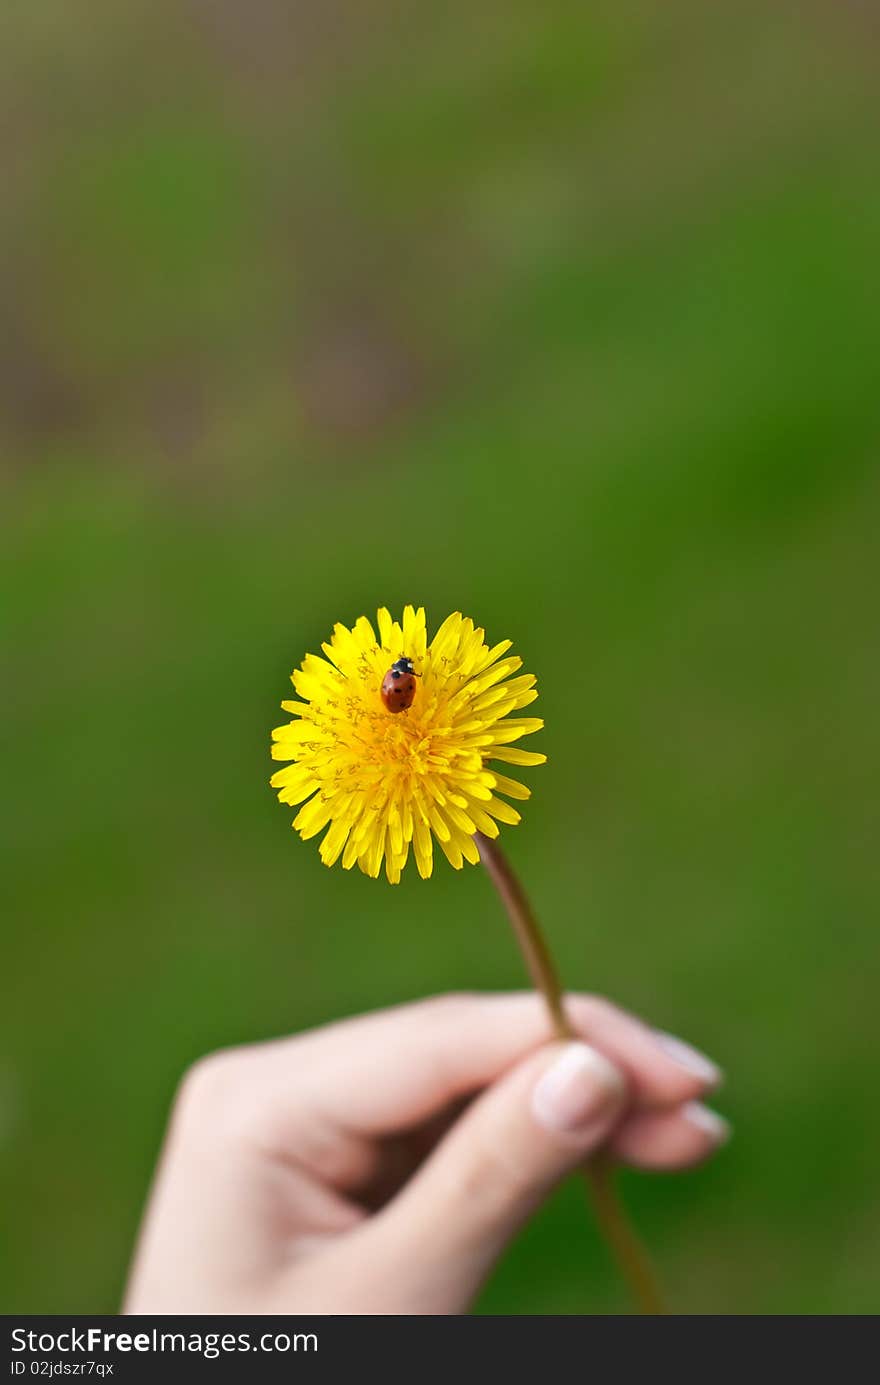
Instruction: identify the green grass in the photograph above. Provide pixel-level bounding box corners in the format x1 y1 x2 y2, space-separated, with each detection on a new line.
2 0 879 1314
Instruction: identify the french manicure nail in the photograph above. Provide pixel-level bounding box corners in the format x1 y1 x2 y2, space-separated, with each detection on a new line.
683 1101 731 1145
531 1042 625 1135
653 1031 722 1087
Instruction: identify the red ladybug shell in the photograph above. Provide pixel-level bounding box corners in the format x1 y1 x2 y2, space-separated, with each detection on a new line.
381 658 417 712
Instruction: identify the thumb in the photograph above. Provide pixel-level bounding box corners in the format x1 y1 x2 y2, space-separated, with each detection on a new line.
367 1041 627 1313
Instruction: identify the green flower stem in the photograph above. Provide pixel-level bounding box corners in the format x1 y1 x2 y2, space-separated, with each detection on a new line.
475 831 667 1315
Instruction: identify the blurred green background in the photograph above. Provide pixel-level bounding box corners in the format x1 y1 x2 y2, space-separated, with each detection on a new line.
3 0 879 1314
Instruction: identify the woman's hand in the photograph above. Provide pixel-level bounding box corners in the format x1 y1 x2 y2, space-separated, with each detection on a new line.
124 992 727 1315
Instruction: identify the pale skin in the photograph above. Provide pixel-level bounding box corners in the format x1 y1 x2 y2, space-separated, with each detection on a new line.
124 992 728 1315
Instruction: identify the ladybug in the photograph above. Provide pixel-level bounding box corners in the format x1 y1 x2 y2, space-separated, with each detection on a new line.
381 655 417 713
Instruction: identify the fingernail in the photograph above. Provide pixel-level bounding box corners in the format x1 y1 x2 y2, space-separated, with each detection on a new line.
531 1043 625 1135
683 1101 731 1145
653 1031 722 1088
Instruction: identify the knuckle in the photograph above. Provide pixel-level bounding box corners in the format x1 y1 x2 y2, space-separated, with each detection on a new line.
175 1048 254 1123
564 993 614 1033
456 1133 541 1208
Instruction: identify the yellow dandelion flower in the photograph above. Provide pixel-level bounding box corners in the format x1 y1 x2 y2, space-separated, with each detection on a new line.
270 606 546 883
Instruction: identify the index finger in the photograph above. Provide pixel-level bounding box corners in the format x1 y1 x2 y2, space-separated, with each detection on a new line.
222 991 720 1146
